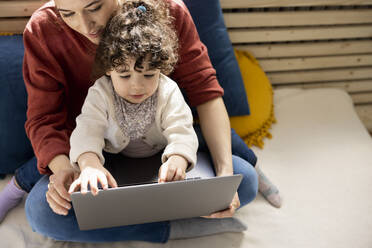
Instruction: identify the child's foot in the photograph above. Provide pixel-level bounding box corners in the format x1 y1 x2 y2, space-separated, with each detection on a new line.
256 167 282 208
0 177 26 222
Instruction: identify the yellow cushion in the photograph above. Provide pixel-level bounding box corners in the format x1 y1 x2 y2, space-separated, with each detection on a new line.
229 50 276 148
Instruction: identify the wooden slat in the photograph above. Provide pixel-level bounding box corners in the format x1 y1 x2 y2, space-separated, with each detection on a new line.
355 104 372 132
0 1 46 18
224 10 372 28
0 18 28 33
221 0 372 9
259 54 372 72
233 40 372 58
350 92 372 103
268 67 372 84
274 80 372 93
302 80 372 93
228 25 372 43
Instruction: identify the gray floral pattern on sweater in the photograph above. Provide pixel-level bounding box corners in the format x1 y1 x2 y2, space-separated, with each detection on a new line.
112 84 158 140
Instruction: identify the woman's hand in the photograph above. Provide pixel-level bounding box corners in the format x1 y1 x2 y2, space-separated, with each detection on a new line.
46 154 80 216
68 152 117 195
158 154 188 183
202 192 240 218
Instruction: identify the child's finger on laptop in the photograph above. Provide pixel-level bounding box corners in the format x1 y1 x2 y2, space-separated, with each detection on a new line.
167 168 177 182
81 174 89 194
68 179 81 194
158 164 168 183
97 173 108 190
89 175 98 195
173 168 184 181
105 170 118 188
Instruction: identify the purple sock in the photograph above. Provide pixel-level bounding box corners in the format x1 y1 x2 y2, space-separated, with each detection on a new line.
0 176 26 222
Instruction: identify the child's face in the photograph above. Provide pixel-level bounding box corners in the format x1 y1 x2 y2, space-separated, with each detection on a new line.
108 58 160 104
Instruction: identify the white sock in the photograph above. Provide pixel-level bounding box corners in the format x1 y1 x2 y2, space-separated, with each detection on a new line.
256 166 282 208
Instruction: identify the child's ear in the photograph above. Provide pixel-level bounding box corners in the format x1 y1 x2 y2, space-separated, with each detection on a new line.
105 71 111 76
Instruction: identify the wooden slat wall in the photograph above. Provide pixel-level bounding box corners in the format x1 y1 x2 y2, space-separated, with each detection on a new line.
0 0 47 34
222 0 372 131
220 0 372 8
224 9 372 27
0 1 45 17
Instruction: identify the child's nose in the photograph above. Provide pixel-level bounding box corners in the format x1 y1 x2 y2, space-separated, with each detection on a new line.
130 76 143 90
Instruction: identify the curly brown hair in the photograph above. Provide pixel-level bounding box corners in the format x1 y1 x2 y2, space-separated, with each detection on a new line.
94 0 178 76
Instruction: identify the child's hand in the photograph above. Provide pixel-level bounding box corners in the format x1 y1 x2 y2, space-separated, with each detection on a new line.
158 154 188 183
68 152 117 195
68 165 117 195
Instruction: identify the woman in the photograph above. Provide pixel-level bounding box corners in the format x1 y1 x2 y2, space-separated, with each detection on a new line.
0 0 280 242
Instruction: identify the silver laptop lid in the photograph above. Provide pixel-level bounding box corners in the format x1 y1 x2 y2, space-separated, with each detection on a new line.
71 174 242 230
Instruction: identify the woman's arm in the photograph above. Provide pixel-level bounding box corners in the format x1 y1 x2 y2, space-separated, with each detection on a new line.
196 97 232 176
197 97 241 218
169 1 224 107
169 2 240 217
23 21 71 175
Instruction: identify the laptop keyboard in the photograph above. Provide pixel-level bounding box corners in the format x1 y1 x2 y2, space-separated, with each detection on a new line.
184 177 201 181
118 177 202 187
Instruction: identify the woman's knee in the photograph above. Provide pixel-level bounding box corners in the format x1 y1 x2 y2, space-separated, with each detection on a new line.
25 175 48 230
232 155 258 207
25 175 68 238
230 129 257 166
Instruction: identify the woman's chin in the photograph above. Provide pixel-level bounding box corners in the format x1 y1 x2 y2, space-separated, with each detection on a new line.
88 36 100 45
84 32 101 44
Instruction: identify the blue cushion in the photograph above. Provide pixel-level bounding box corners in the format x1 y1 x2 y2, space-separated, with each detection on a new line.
183 0 250 116
0 35 34 174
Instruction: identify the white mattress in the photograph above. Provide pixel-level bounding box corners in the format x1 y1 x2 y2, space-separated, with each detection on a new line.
1 88 372 248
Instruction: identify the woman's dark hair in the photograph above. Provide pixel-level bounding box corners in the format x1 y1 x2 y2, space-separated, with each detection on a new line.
94 0 178 75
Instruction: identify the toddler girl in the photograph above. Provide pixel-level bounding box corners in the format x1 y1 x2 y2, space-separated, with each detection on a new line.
68 1 198 194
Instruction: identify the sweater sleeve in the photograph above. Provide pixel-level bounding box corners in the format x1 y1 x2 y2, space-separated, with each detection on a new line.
23 18 70 175
69 83 108 169
160 80 199 171
169 0 224 107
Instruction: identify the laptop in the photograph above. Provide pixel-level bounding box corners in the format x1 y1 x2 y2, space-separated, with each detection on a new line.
71 152 242 230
